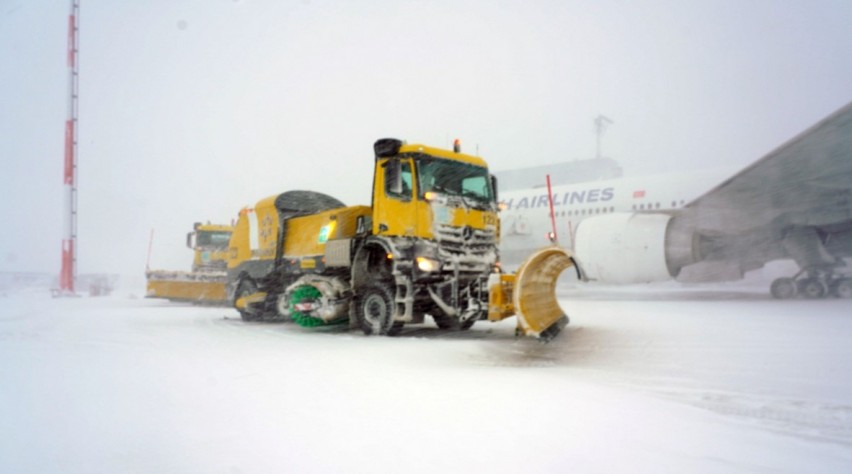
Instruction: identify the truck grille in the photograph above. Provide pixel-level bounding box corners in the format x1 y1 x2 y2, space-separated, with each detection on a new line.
434 224 497 271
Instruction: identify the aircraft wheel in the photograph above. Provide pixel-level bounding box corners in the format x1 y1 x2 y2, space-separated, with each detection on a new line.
235 277 259 321
797 278 827 299
830 278 852 298
770 278 796 299
358 283 403 336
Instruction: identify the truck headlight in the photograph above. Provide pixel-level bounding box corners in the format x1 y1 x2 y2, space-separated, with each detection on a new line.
416 256 440 272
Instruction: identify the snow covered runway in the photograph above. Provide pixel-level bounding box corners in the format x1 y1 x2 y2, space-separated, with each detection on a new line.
1 285 851 473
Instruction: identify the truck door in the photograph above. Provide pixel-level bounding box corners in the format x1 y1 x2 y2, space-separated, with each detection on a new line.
373 158 417 236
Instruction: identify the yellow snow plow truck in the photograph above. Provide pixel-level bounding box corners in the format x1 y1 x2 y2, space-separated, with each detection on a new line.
145 222 233 304
228 139 579 340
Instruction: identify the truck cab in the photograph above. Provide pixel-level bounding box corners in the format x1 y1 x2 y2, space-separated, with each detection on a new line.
187 223 234 272
352 139 501 332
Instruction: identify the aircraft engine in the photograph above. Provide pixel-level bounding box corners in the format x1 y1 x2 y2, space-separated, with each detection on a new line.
574 213 697 283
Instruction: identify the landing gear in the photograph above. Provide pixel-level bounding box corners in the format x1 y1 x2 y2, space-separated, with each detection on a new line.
770 278 796 299
770 269 851 299
830 278 852 298
775 227 851 300
797 278 827 299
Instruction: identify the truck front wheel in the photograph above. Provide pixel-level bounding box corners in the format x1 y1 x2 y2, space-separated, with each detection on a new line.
358 283 402 336
234 277 259 322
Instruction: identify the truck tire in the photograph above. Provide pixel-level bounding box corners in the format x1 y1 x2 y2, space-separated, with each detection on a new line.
357 283 402 336
234 277 259 322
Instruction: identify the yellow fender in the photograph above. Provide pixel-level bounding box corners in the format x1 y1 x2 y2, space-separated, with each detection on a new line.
489 247 578 341
234 291 268 311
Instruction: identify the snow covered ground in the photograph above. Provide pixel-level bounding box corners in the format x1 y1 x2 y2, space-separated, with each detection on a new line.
2 281 851 473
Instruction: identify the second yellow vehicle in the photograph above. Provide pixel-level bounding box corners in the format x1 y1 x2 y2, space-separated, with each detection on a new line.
146 222 233 304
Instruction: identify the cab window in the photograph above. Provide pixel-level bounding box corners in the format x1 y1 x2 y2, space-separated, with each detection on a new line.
385 160 413 200
461 175 490 199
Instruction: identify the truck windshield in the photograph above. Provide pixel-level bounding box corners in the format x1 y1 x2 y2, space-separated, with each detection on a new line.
415 156 494 204
196 231 232 248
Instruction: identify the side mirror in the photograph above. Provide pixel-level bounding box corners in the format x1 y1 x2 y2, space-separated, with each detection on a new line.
186 232 196 249
385 159 403 195
491 174 499 202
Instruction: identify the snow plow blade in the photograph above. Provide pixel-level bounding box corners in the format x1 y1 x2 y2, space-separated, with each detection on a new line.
488 247 578 341
145 271 228 305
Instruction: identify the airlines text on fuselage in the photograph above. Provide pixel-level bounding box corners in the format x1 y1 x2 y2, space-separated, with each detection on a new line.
502 187 615 210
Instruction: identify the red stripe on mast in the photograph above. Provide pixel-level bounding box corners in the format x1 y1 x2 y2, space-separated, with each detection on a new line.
67 15 75 67
64 120 74 184
60 240 74 291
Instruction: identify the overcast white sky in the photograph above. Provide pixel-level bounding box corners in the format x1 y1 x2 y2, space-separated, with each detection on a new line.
1 0 851 277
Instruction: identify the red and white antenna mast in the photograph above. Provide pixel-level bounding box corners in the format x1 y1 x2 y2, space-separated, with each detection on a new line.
59 0 80 295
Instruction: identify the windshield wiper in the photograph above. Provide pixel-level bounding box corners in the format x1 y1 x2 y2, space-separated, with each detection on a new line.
431 184 458 196
461 192 492 210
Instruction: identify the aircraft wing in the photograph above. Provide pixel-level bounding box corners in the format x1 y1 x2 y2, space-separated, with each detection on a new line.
684 101 852 234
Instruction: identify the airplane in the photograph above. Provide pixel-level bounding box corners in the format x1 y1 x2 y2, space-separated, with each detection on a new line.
498 101 852 299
